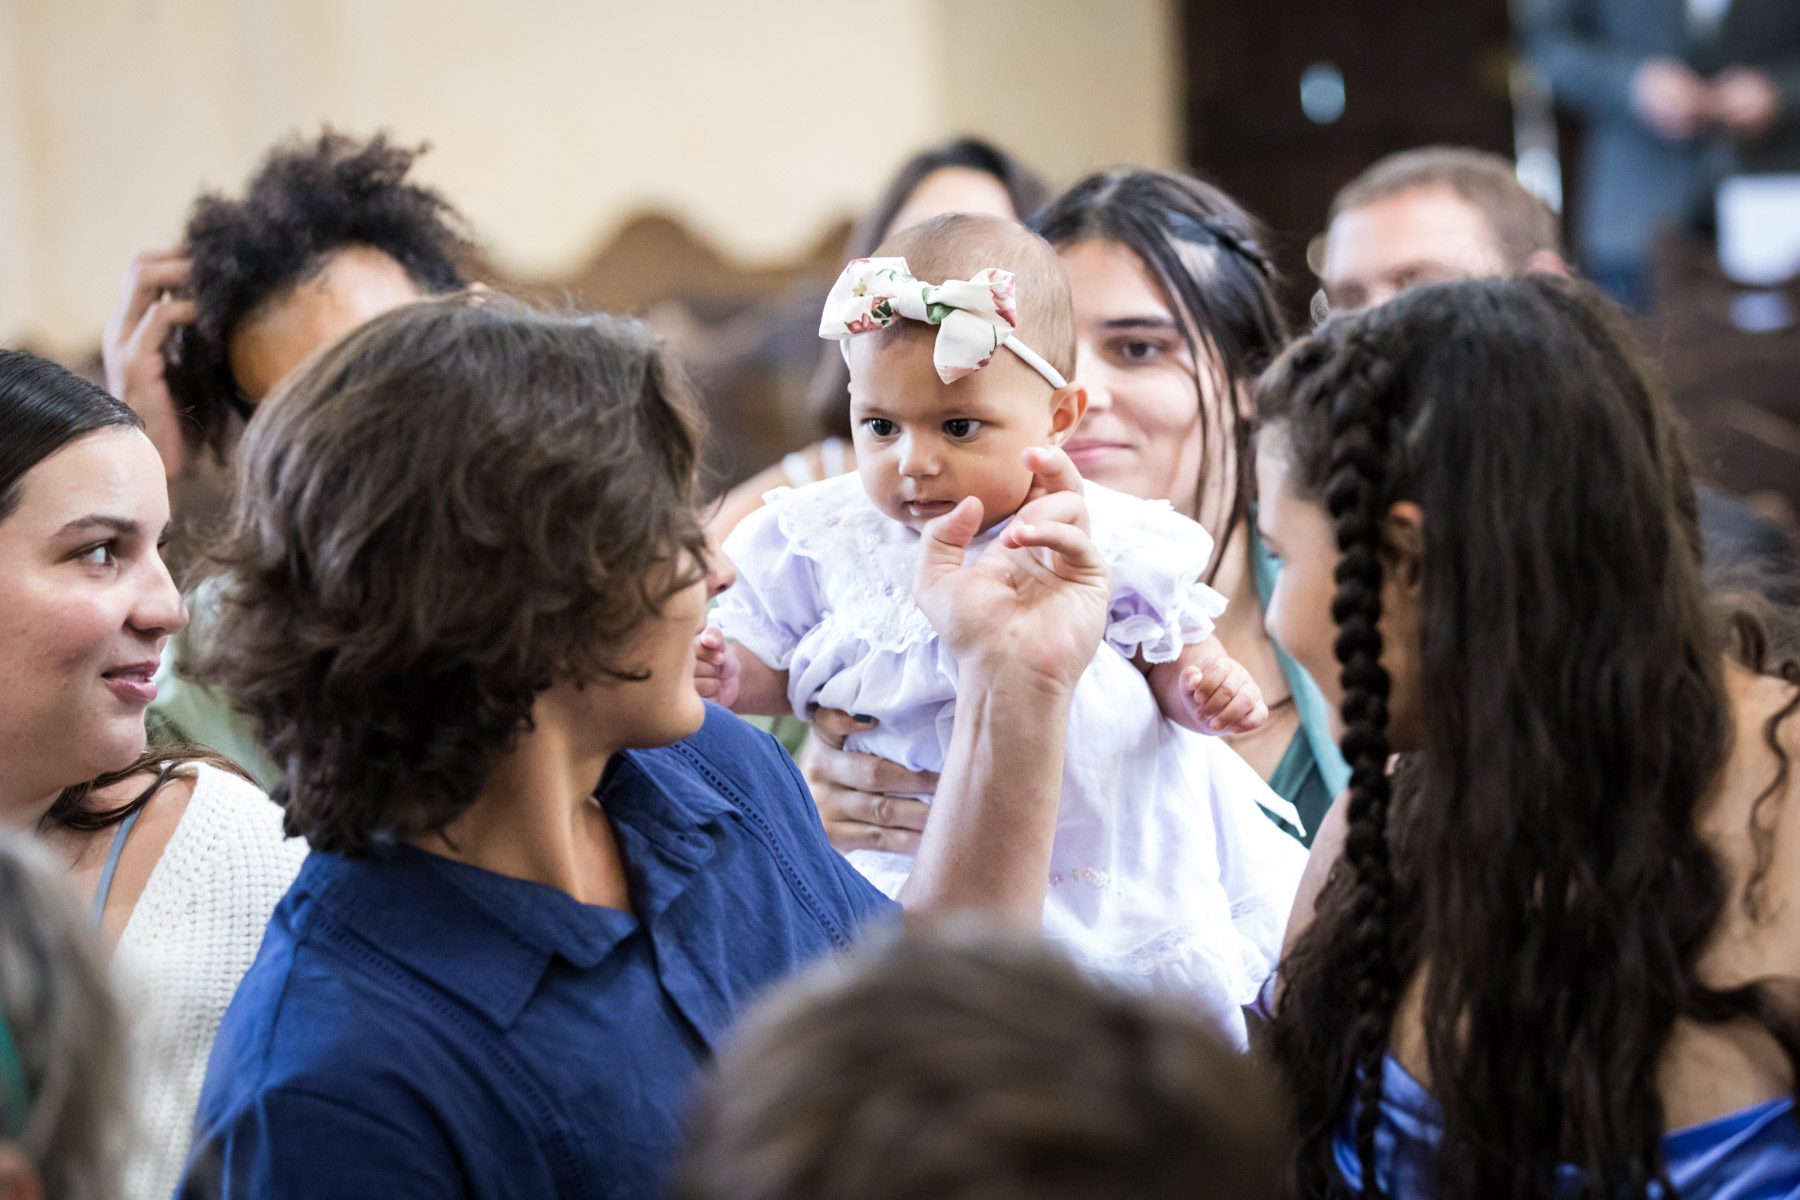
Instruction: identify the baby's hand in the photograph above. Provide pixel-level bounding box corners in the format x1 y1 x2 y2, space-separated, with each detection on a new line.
694 628 741 709
1181 656 1268 735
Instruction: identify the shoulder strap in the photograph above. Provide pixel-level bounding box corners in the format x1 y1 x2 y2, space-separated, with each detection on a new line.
91 805 146 929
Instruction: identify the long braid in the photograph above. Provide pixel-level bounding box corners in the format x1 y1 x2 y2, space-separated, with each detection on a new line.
1321 337 1401 1197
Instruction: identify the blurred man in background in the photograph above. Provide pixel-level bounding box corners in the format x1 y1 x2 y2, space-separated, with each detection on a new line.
1524 0 1800 309
1319 145 1795 596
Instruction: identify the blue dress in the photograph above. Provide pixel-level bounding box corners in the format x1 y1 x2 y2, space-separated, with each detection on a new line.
1334 1055 1800 1199
178 704 898 1200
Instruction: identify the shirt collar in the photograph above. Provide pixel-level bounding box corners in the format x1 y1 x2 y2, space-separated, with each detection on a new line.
297 737 738 1031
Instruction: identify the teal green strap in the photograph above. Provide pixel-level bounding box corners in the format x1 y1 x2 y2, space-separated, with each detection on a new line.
0 1005 29 1140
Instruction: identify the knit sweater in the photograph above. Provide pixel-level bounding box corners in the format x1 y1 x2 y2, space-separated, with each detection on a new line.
111 762 307 1200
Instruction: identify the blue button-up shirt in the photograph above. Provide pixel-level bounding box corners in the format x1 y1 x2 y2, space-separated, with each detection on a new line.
179 705 898 1199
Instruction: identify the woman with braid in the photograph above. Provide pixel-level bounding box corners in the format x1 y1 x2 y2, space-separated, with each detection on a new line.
1259 275 1800 1197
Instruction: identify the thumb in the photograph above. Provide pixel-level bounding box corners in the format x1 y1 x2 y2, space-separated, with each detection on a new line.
916 496 984 590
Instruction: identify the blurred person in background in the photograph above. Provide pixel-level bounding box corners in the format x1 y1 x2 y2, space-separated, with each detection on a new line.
0 352 305 1200
706 137 1047 541
103 130 469 494
1524 0 1800 310
805 170 1351 852
669 929 1289 1200
100 131 471 782
0 832 128 1200
1319 145 1795 594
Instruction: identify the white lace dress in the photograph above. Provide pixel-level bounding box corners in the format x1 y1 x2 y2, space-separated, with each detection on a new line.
713 473 1307 1046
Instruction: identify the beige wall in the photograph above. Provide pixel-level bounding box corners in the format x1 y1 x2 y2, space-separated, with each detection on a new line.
0 0 1180 355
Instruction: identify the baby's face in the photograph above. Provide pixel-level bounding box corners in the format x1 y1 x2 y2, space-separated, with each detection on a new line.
849 331 1074 534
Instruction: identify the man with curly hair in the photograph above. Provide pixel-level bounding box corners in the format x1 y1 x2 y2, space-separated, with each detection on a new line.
102 130 469 485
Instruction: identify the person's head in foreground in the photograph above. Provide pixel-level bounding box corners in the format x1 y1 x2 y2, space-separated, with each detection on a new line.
670 929 1289 1200
833 213 1082 534
1319 146 1565 315
1257 274 1800 1196
192 294 710 852
0 833 126 1200
0 351 188 818
165 130 468 458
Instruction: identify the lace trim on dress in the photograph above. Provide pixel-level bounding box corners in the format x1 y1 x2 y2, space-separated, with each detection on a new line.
770 482 941 653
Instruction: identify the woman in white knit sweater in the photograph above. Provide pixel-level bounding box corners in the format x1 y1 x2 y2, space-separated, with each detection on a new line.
0 350 305 1200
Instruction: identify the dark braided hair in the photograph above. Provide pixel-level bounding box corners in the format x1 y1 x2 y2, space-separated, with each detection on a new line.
1035 169 1287 583
1260 276 1800 1199
1317 334 1403 1198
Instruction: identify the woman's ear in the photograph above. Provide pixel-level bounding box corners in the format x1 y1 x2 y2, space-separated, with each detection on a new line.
1382 501 1425 594
1045 382 1089 447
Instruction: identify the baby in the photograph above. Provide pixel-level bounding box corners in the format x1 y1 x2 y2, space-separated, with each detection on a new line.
698 214 1304 1043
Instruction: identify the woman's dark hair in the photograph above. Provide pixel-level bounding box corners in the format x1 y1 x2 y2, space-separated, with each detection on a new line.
671 927 1290 1200
1260 275 1800 1198
1035 169 1287 577
190 295 708 856
0 350 142 522
164 130 469 457
805 137 1048 439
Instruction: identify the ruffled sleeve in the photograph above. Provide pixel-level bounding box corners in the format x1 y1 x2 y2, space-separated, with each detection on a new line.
710 491 826 671
1088 485 1228 664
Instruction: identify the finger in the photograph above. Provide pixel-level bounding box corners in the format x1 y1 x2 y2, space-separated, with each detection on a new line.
1211 690 1260 733
811 708 879 740
128 298 197 364
811 747 939 797
695 678 720 699
1198 671 1245 716
823 820 925 855
116 256 193 333
1231 697 1271 733
1003 519 1107 576
916 496 985 591
830 788 932 833
1185 658 1221 693
1011 488 1087 531
1020 445 1084 505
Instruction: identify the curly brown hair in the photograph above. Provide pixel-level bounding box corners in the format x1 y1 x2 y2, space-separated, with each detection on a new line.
189 295 707 855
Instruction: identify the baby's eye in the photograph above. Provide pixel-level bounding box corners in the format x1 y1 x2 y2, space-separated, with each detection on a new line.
863 418 899 438
942 418 980 439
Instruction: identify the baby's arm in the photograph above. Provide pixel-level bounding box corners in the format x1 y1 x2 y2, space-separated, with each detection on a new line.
694 628 792 716
1144 636 1268 736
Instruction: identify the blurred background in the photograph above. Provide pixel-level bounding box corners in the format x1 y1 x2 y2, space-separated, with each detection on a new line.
3 0 1796 527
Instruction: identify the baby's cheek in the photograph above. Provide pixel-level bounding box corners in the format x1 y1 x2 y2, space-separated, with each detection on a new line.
974 459 1036 525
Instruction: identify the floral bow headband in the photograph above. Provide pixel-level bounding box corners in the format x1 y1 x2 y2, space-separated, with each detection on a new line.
819 256 1068 389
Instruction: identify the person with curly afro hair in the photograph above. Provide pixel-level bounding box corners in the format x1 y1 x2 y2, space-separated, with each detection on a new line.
99 131 470 783
102 130 469 486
